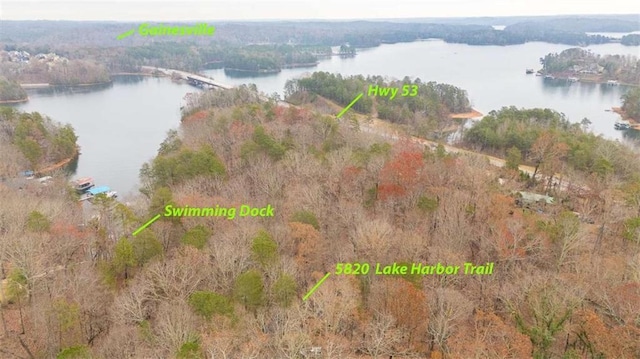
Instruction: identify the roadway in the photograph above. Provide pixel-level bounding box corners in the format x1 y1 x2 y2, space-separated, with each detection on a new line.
141 66 233 89
142 66 292 107
358 119 587 193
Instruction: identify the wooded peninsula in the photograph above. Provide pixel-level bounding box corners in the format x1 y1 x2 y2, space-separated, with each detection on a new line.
539 48 640 85
1 81 640 357
285 72 473 139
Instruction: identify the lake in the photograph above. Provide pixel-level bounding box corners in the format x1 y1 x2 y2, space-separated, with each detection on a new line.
13 40 640 196
14 76 195 197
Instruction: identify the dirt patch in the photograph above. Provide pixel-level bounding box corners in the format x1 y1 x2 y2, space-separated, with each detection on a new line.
0 279 7 303
449 108 483 119
182 110 209 124
0 97 29 104
36 147 79 174
20 83 50 89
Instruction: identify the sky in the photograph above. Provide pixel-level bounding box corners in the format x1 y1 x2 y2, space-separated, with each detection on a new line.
2 0 639 21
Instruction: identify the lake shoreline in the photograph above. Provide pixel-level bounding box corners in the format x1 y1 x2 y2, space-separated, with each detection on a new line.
282 62 320 69
0 96 29 104
20 81 113 89
35 146 80 175
224 67 281 74
579 78 639 87
612 107 640 129
542 73 639 87
111 72 157 76
52 81 113 87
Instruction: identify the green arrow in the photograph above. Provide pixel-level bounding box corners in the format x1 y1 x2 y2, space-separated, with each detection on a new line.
116 29 136 40
336 93 363 118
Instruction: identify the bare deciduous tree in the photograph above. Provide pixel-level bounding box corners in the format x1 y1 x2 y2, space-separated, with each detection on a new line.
427 288 473 354
358 312 403 359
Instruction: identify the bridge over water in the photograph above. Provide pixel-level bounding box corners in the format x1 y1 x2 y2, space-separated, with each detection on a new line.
141 66 233 90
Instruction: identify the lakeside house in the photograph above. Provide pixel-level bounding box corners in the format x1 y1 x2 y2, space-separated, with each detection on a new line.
6 50 31 63
514 191 554 210
33 53 68 64
572 63 603 74
1 51 68 65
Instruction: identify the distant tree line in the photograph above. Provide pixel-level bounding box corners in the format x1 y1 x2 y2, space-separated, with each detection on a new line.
2 18 637 64
100 43 328 73
521 17 639 32
621 34 640 46
2 19 637 79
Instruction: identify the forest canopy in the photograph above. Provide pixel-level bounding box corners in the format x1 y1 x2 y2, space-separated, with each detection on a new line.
287 72 470 113
1 87 640 358
622 87 640 121
285 71 472 139
463 106 640 179
101 43 327 73
1 14 640 359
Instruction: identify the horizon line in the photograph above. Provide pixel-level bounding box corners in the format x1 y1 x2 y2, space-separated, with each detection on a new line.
2 13 639 22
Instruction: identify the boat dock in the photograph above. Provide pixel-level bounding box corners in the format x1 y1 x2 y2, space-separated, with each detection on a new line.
611 107 640 130
73 176 119 202
79 185 117 201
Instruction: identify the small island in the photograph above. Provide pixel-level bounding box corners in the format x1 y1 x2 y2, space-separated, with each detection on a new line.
621 34 640 46
538 48 640 86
